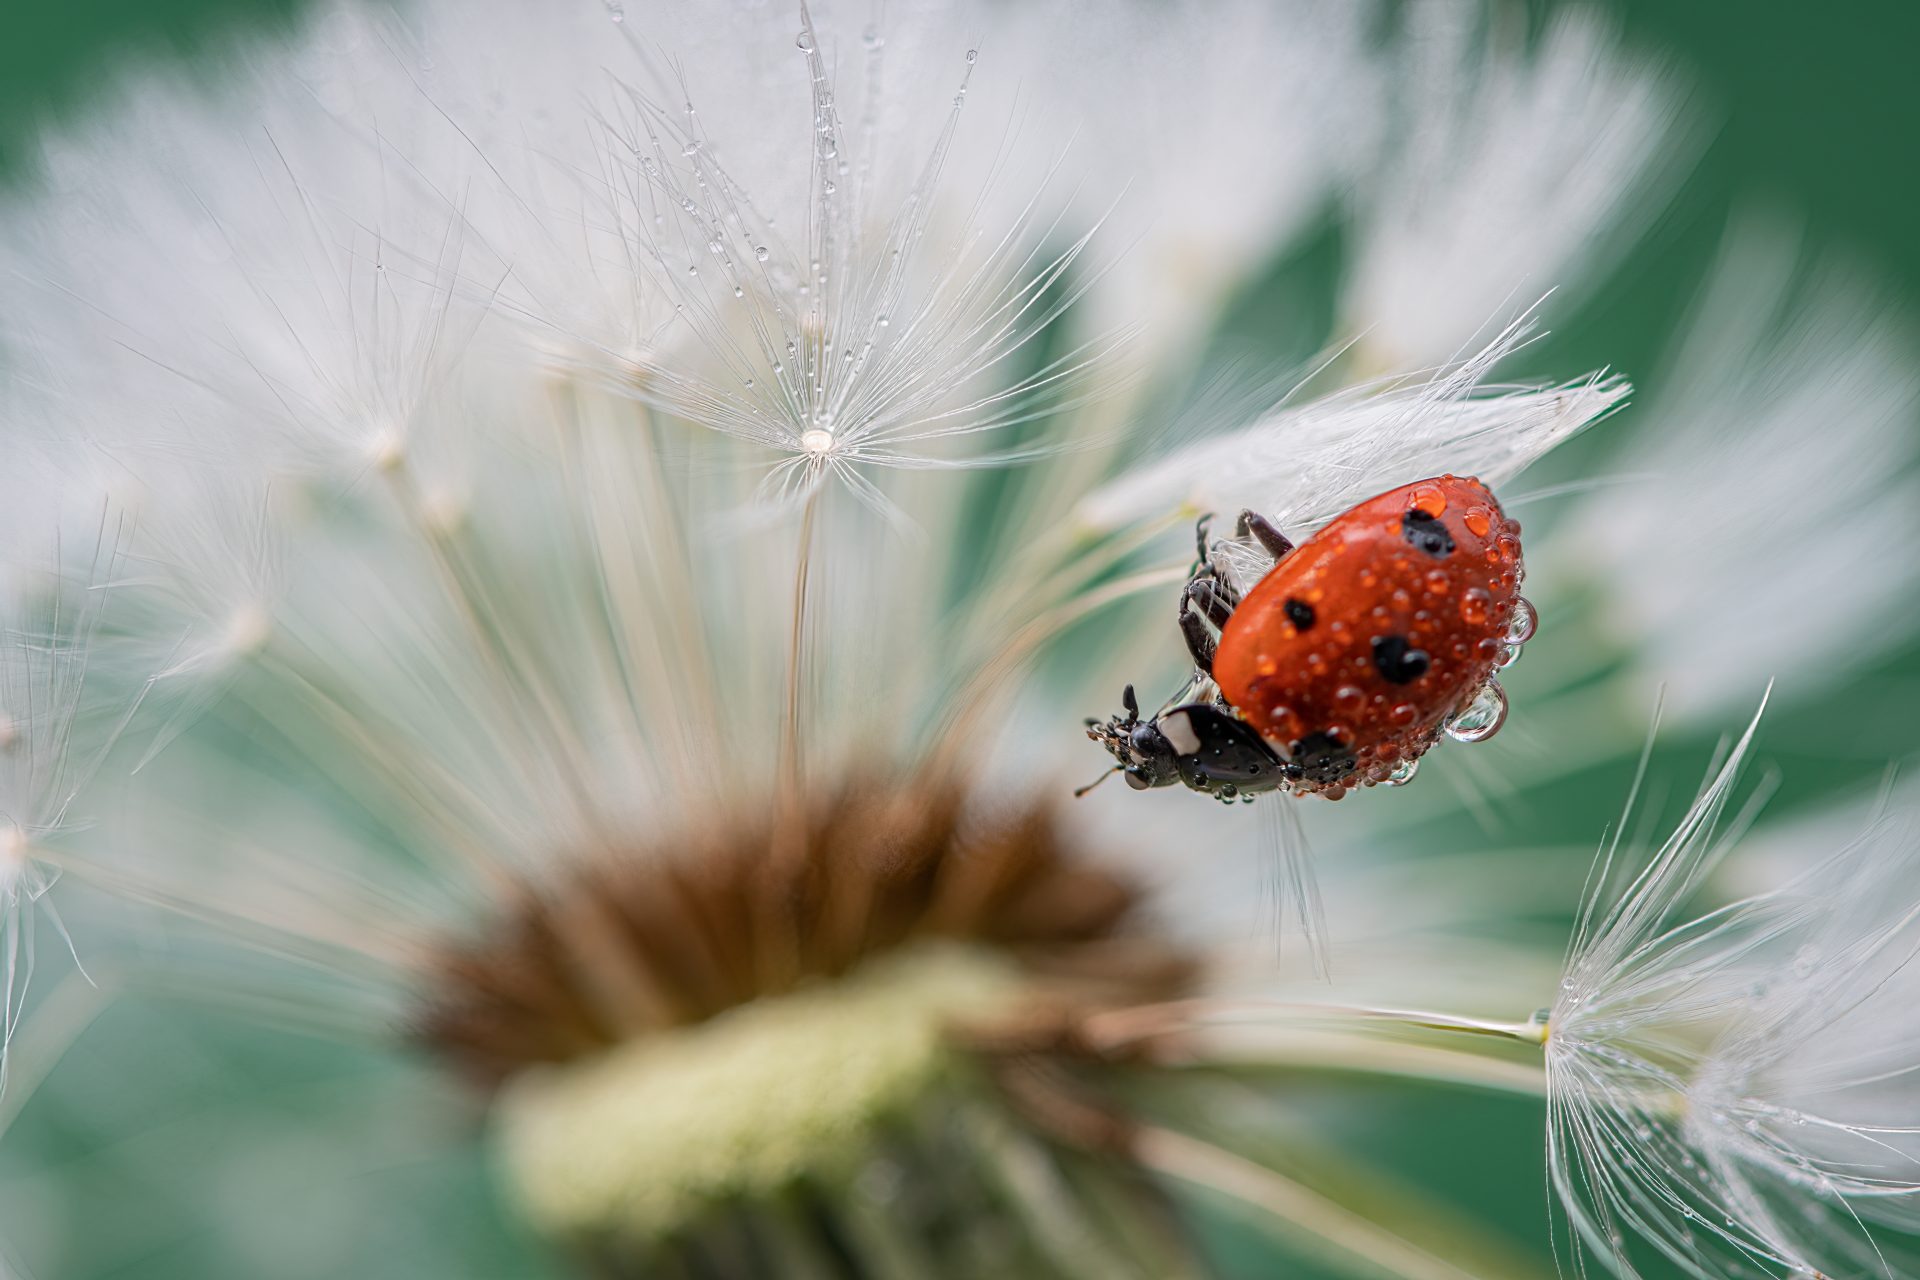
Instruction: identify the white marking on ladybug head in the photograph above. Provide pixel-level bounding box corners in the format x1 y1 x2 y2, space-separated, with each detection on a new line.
1159 710 1202 756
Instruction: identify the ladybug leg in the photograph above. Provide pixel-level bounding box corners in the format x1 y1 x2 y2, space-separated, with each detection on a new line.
1188 576 1236 627
1179 606 1217 675
1190 513 1217 573
1178 577 1236 675
1235 509 1295 562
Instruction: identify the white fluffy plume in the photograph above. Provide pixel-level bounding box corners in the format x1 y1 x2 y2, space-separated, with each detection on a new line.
1347 2 1688 370
1549 699 1920 1279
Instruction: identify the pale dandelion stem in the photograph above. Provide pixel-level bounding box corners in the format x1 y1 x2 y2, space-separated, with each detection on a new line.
1133 1126 1489 1280
779 486 824 807
1084 997 1549 1051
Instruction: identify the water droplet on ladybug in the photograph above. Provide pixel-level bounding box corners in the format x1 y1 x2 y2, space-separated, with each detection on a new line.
1460 588 1491 626
1504 596 1538 645
1463 506 1492 538
1446 681 1508 743
1385 757 1420 786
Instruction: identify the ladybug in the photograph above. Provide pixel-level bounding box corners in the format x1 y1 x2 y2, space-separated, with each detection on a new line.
1085 476 1533 801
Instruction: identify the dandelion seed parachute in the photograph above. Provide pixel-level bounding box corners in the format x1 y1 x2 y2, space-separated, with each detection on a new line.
1072 314 1627 551
1346 1 1689 372
1550 217 1920 725
1548 701 1920 1279
0 465 144 1091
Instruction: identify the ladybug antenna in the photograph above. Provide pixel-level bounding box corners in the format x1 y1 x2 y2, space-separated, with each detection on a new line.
1074 766 1122 798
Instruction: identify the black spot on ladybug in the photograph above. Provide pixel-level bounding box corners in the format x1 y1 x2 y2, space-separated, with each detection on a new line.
1372 635 1431 685
1402 509 1455 558
1290 730 1356 785
1284 597 1315 630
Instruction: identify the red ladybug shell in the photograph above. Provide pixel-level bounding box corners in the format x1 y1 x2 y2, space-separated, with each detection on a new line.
1213 476 1524 795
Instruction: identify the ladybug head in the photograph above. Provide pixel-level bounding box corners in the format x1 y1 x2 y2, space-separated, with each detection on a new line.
1082 684 1182 791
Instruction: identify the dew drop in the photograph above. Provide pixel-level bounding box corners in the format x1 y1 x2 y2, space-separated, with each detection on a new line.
1445 680 1508 743
754 245 771 262
1505 595 1538 645
1459 588 1491 626
606 3 625 22
733 286 745 298
862 27 881 48
1385 757 1420 787
877 314 890 327
796 29 814 50
965 48 978 63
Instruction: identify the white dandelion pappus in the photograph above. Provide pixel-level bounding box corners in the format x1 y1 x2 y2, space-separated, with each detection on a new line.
0 487 146 1091
1553 217 1920 725
1 1 1109 514
556 7 1120 518
1347 1 1688 371
1547 697 1920 1279
993 0 1384 356
0 27 495 483
1073 313 1629 553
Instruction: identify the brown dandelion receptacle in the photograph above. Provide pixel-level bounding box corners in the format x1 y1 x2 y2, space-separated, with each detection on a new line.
418 776 1203 1277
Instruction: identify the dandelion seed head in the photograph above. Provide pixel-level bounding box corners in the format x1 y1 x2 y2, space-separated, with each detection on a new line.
0 0 1655 1268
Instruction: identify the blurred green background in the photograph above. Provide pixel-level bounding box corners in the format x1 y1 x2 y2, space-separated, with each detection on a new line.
2 2 1917 1278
